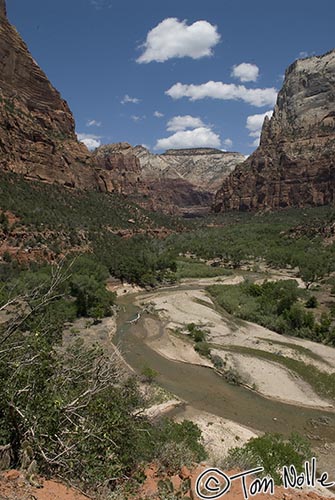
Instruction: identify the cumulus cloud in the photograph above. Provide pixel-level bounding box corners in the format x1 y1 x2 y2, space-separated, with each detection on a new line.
246 110 273 146
223 138 233 148
166 115 205 132
77 133 101 151
90 0 112 9
86 119 102 127
154 111 164 118
137 18 220 63
155 127 220 150
166 81 277 107
298 51 315 59
131 115 142 122
231 63 259 82
121 94 141 104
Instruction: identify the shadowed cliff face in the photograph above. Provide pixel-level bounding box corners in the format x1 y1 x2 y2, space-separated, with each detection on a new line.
0 0 6 18
214 50 335 212
0 2 147 196
0 0 101 189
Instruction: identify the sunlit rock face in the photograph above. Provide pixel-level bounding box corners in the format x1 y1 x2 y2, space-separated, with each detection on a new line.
214 50 335 212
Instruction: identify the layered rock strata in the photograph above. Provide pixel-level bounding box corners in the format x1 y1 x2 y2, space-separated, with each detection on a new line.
214 50 335 212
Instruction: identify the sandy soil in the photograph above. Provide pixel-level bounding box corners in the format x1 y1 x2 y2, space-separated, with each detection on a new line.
143 316 213 367
142 398 184 419
138 274 335 409
107 279 143 297
211 349 332 408
62 315 117 348
174 405 258 462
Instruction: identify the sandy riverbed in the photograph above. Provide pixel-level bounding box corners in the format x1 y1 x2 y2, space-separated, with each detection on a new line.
137 274 335 409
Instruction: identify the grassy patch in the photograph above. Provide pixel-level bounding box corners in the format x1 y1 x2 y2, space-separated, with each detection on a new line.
256 337 332 366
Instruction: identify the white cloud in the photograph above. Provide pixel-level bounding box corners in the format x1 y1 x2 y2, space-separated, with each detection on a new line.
155 127 220 150
223 138 233 148
86 119 102 127
137 18 220 63
231 63 259 82
246 110 273 147
90 0 112 9
166 81 277 107
166 115 205 132
121 94 141 104
131 115 146 122
77 133 101 151
154 111 164 118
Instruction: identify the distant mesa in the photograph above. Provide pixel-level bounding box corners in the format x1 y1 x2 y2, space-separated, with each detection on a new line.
117 144 245 192
214 49 335 212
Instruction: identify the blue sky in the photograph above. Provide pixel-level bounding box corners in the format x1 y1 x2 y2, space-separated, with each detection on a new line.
7 0 335 155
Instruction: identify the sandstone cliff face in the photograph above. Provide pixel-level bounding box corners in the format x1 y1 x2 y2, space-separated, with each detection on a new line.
0 1 100 189
93 143 212 213
214 50 335 212
0 0 6 18
130 145 245 192
92 143 143 194
0 3 144 196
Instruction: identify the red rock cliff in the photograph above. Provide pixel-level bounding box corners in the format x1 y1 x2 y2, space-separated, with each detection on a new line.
0 1 102 189
0 2 146 195
214 50 335 212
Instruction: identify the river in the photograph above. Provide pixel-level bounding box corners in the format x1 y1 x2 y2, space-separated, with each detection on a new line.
113 284 335 452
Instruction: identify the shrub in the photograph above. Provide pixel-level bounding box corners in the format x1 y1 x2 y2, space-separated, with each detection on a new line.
194 342 211 357
141 365 158 383
305 295 318 308
223 433 312 484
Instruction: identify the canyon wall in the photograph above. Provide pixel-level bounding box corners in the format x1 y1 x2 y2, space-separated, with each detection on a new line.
214 50 335 212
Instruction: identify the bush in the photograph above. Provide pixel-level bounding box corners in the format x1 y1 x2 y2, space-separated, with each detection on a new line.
305 295 318 308
187 323 207 343
141 365 158 383
223 433 312 484
211 354 224 369
194 342 211 357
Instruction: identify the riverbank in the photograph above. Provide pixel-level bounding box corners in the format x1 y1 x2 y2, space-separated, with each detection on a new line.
136 273 334 409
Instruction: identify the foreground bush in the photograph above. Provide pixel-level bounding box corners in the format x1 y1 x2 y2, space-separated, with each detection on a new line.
0 264 205 492
223 433 311 484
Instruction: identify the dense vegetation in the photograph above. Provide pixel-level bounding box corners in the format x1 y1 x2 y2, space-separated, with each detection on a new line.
0 264 205 493
0 172 180 286
0 171 181 232
1 172 335 288
208 280 335 345
0 255 116 323
166 206 335 281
